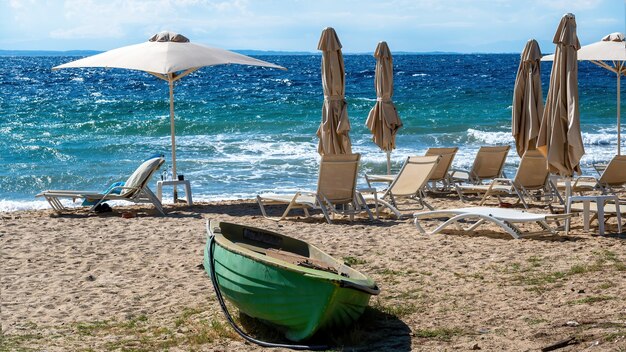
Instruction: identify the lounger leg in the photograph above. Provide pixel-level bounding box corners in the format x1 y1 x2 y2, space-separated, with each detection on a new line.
355 194 374 221
415 213 522 239
611 197 623 233
316 196 332 224
45 196 65 212
256 196 269 218
257 195 301 222
511 187 528 209
375 198 402 219
455 184 467 203
142 188 165 216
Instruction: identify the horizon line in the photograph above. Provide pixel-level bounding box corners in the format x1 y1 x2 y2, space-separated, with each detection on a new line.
0 49 526 57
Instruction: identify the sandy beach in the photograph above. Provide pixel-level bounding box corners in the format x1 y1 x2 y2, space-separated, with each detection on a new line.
2 194 626 351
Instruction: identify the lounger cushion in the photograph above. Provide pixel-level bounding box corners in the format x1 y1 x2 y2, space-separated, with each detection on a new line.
122 157 163 196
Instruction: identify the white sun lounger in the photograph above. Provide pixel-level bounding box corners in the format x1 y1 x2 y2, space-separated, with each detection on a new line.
37 156 165 215
414 207 571 239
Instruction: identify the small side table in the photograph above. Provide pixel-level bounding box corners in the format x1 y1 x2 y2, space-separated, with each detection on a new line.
566 194 621 235
156 180 193 205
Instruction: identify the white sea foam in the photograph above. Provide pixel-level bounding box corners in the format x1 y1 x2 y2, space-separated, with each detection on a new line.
467 128 514 145
0 199 78 212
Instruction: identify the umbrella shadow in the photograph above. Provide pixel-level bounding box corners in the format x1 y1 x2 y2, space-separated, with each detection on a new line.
235 305 412 351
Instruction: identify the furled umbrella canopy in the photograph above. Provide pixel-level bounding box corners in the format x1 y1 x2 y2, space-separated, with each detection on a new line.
54 31 286 199
366 41 403 174
537 14 584 176
512 39 543 158
543 32 626 155
316 27 352 155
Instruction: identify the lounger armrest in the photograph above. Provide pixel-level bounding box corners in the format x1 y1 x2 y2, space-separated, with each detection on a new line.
492 178 513 183
357 187 377 194
364 174 394 188
101 185 141 198
572 176 597 186
545 213 573 221
448 168 468 178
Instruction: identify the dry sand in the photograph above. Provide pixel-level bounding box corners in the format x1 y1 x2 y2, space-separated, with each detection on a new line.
2 194 626 351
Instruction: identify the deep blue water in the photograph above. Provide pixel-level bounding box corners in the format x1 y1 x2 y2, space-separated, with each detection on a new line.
0 54 622 211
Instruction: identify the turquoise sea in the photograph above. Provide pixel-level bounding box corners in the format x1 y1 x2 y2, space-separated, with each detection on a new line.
0 54 622 211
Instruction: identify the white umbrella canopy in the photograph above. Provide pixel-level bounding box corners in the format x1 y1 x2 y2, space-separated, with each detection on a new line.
542 32 626 154
53 31 286 198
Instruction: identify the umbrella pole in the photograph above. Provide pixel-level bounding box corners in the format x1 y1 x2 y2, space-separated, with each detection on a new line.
386 151 391 175
169 78 179 201
618 71 621 155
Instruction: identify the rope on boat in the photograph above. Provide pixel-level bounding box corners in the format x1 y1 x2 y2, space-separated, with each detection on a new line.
207 232 329 351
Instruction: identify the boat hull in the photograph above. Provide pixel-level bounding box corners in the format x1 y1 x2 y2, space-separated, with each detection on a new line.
203 222 377 342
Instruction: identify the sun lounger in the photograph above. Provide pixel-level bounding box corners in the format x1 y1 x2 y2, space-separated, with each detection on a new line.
365 147 458 193
425 147 459 192
551 155 626 196
362 155 440 218
37 156 166 215
257 153 372 224
455 149 550 208
449 145 510 184
414 207 571 239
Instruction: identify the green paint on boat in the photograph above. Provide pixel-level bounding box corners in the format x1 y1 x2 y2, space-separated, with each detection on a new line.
203 221 380 342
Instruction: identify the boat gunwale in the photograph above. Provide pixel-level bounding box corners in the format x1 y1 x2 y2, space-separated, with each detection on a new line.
207 222 378 292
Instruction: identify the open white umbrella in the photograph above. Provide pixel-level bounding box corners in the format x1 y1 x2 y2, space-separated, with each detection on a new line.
54 31 286 199
543 32 626 155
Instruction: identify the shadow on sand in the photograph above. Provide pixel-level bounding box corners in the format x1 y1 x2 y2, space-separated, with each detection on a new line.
234 305 412 351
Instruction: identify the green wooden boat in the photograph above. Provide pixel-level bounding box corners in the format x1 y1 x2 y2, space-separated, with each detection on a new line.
204 221 380 342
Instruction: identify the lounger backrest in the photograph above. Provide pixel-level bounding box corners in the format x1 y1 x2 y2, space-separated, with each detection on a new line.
513 149 548 189
388 155 440 196
471 145 510 179
599 155 626 186
122 157 165 197
425 147 458 181
317 153 360 205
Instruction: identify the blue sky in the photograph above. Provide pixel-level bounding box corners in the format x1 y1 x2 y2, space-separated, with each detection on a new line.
1 0 624 53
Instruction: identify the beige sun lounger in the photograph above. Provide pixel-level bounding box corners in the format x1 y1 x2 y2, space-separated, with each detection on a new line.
449 145 510 184
365 147 458 192
414 207 571 239
362 155 440 218
425 147 459 192
257 153 372 224
552 155 626 196
37 156 165 215
455 149 550 208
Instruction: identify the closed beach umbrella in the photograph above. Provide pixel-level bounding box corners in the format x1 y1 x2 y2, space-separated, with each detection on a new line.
512 39 543 157
366 41 403 174
317 27 352 155
543 32 626 155
54 31 285 198
537 13 584 177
